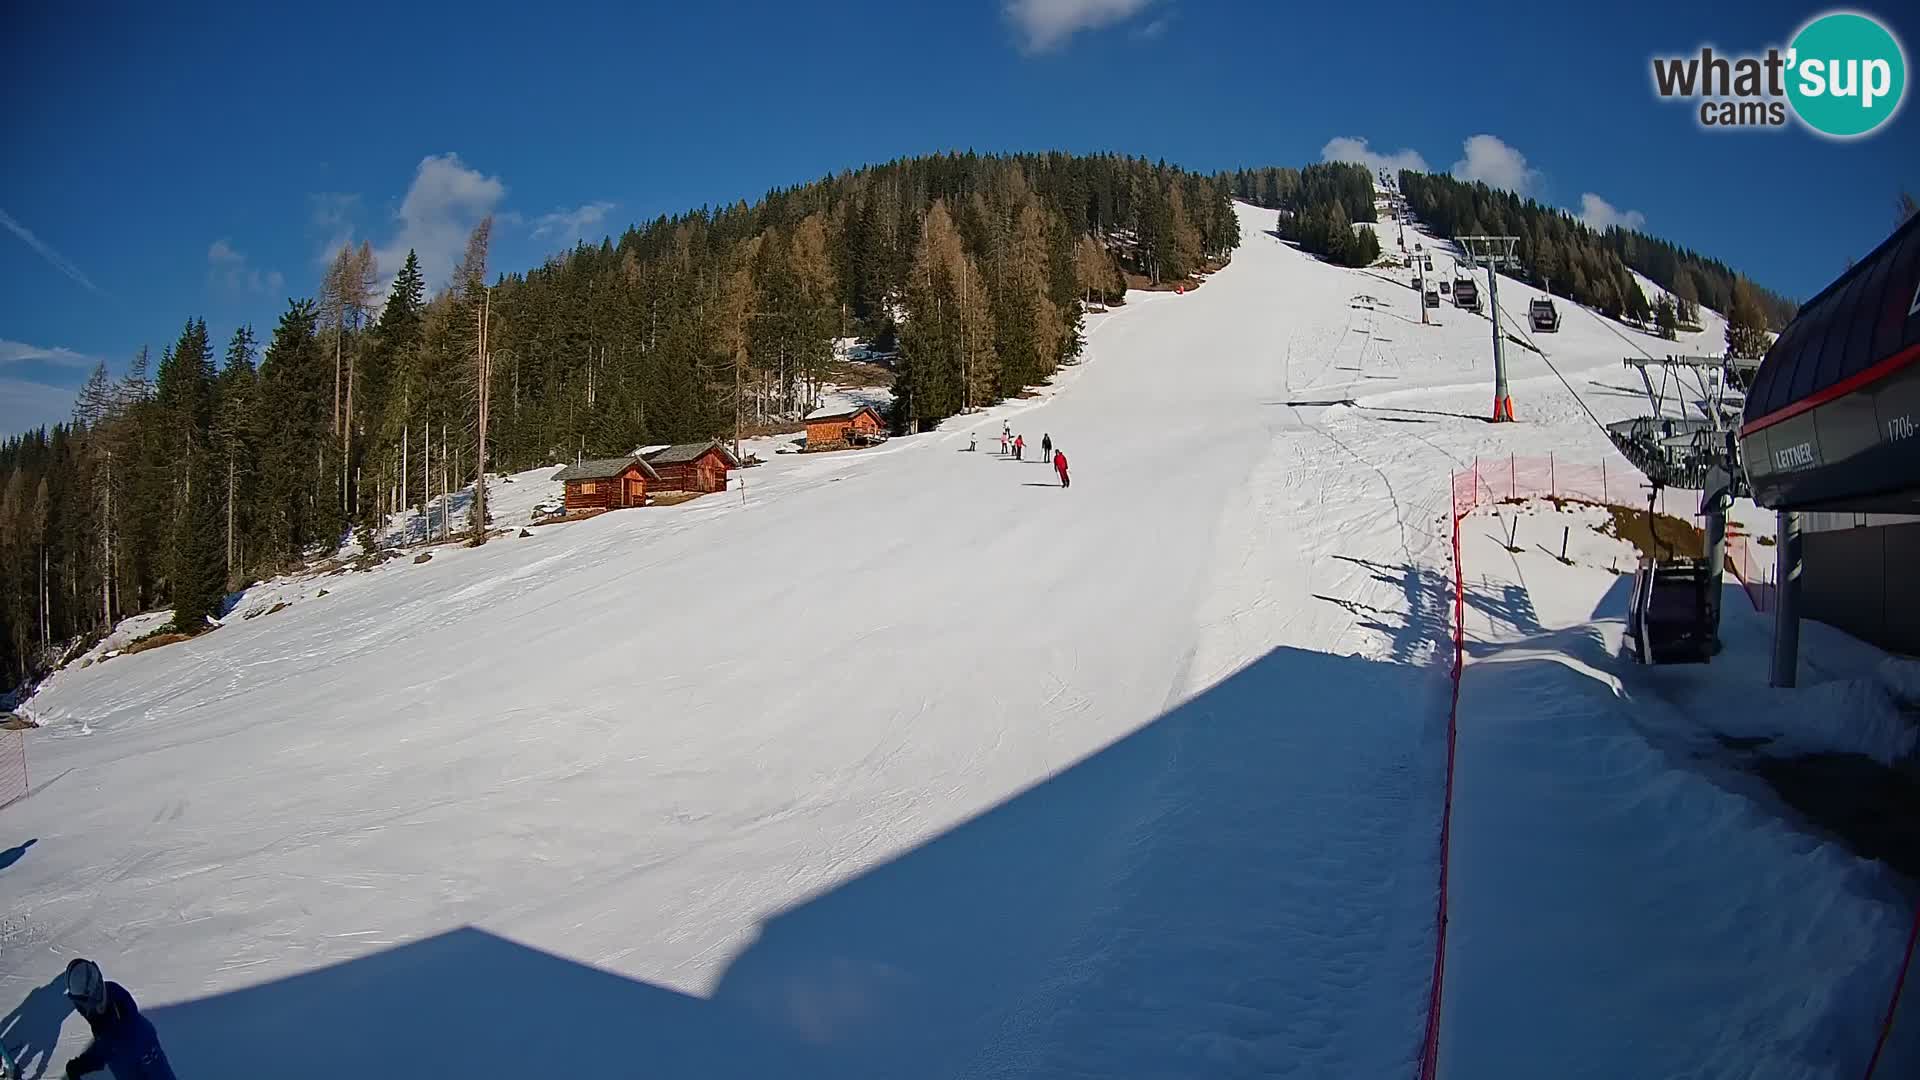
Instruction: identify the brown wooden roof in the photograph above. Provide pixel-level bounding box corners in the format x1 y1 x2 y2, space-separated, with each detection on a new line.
642 440 741 467
804 405 883 424
551 456 660 482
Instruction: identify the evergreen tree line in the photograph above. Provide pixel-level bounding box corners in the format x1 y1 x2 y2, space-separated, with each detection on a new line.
0 152 1240 688
1396 171 1797 331
1224 163 1382 266
1222 163 1379 224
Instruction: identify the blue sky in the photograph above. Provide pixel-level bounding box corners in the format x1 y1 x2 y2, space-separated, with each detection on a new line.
3 0 1915 437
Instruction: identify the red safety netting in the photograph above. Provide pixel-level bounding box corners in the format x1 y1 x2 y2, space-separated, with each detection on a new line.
1453 454 1653 519
1451 455 1771 614
1424 456 1777 1079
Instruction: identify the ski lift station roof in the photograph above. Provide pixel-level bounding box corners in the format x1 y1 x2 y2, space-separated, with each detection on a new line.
1740 212 1920 512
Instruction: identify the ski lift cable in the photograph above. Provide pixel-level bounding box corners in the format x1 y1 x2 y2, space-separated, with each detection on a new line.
1493 289 1613 439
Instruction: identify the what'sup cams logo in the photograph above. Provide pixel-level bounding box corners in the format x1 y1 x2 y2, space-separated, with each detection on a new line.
1651 10 1906 137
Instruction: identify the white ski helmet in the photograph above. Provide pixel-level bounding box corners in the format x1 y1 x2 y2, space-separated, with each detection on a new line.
65 957 105 1012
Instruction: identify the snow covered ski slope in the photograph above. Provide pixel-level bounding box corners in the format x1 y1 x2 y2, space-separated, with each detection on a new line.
3 202 1907 1078
1442 501 1920 1078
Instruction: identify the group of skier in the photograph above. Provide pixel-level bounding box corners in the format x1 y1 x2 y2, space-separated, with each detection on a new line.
991 421 1069 488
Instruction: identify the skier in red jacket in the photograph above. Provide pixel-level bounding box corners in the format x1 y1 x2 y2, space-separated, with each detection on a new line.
1053 449 1070 488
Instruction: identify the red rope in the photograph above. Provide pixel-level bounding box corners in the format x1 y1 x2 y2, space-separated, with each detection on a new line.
1422 461 1913 1078
1418 472 1469 1079
1862 902 1920 1078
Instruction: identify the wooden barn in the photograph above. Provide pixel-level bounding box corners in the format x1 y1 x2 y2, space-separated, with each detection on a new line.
642 440 740 493
804 405 886 451
551 456 659 511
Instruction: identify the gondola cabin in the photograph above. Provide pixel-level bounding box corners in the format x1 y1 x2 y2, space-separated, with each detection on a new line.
1529 297 1561 332
642 440 739 494
804 405 887 451
1624 557 1715 664
1453 276 1479 309
552 456 658 511
1424 288 1441 308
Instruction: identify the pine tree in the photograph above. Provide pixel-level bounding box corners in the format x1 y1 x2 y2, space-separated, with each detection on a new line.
899 200 968 426
1348 223 1381 267
214 326 259 579
1726 277 1771 359
157 320 221 632
1165 182 1202 281
1673 271 1700 327
1073 233 1122 305
1654 294 1678 340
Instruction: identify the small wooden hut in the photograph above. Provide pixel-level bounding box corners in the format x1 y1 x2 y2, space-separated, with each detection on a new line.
804 405 886 451
642 441 740 493
551 456 659 511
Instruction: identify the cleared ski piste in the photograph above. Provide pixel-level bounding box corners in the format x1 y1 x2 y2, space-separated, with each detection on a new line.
1444 501 1920 1078
3 202 1911 1077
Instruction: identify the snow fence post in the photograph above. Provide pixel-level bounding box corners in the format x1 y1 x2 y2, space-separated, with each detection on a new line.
1509 455 1516 501
1602 459 1609 504
1549 452 1556 499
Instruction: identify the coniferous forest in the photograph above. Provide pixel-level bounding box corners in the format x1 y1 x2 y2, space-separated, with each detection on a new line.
1396 171 1798 332
1222 163 1383 267
0 153 1239 687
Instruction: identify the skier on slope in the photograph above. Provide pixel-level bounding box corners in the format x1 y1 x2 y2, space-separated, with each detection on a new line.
969 432 977 452
999 430 1008 456
61 959 177 1079
1054 448 1070 489
1014 434 1024 461
1041 433 1052 460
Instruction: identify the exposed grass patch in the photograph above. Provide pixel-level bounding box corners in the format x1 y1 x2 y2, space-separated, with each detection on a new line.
1500 494 1705 562
1601 503 1705 561
125 623 214 656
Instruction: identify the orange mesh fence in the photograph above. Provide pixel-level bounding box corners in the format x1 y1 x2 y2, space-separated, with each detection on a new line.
0 729 25 808
1452 454 1768 614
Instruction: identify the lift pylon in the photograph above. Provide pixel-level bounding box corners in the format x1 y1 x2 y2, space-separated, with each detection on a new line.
1455 235 1521 421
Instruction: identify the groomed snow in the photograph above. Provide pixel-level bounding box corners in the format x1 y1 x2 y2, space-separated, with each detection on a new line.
2 202 1911 1078
1443 499 1918 1078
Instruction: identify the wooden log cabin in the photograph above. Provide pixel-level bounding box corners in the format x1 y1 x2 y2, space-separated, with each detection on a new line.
642 440 740 493
804 405 885 451
552 456 659 511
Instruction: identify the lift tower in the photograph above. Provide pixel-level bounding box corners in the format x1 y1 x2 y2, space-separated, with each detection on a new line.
1455 235 1521 421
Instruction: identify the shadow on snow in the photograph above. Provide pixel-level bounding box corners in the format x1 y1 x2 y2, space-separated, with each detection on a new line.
5 642 1453 1079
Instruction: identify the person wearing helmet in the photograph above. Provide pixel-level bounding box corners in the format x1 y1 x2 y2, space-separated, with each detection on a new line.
62 959 177 1079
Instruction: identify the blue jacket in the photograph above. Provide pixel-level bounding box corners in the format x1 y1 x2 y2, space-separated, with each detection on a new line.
70 982 176 1080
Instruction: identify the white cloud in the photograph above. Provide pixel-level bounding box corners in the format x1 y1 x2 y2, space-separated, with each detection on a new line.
1132 15 1170 39
0 207 102 295
1005 0 1153 52
0 339 98 369
207 238 286 296
1575 192 1647 232
0 375 82 437
531 201 617 244
1449 134 1541 196
372 153 508 292
308 192 362 265
1321 137 1430 176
